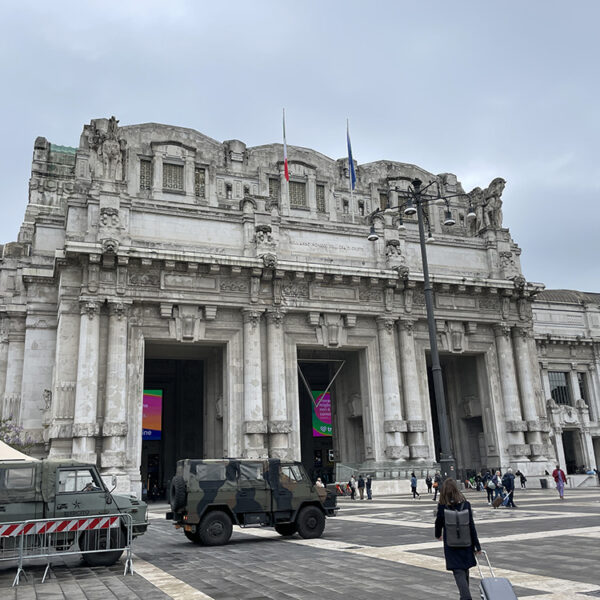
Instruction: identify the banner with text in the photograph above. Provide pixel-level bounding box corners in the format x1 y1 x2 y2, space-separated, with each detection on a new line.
312 391 332 437
142 389 163 440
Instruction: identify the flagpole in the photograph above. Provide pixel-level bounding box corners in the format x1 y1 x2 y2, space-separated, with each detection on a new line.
283 108 289 207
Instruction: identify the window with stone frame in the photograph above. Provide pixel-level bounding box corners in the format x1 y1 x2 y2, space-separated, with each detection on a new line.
163 163 184 191
194 167 206 198
380 192 388 211
316 184 326 212
268 177 280 202
549 371 571 405
289 181 307 208
577 372 588 402
358 200 365 216
140 159 152 190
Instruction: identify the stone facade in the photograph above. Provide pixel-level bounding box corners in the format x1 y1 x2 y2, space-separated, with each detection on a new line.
0 117 598 495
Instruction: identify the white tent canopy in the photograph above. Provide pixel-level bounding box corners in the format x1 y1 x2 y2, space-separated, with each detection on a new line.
0 440 38 461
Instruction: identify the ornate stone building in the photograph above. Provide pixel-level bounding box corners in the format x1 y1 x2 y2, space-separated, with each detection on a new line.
0 117 598 494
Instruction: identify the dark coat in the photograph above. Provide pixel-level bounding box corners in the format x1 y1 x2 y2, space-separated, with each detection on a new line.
502 472 515 492
434 500 481 571
365 477 372 490
358 476 365 489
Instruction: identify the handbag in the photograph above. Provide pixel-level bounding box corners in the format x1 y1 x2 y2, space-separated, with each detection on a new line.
487 480 496 490
433 481 439 489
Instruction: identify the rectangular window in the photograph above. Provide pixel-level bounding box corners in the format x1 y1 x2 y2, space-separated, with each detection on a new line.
549 371 571 405
316 184 326 212
0 467 35 490
194 167 206 197
577 372 587 401
380 192 388 211
140 159 152 190
268 177 280 201
57 469 102 493
163 163 184 191
289 181 307 208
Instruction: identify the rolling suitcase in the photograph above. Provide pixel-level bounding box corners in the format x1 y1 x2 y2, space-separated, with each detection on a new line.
492 494 504 508
476 550 518 599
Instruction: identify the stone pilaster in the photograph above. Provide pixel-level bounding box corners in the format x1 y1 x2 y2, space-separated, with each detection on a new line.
512 327 545 454
1 312 26 421
101 302 130 480
493 324 528 458
398 319 428 460
266 309 291 458
376 317 407 459
72 301 101 463
242 309 267 458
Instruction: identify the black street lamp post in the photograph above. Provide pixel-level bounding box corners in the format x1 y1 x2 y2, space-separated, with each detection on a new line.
368 178 472 481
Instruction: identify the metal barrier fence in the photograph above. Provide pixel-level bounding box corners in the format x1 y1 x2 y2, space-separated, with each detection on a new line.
0 513 133 585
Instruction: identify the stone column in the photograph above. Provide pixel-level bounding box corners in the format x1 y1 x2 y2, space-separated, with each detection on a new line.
493 325 528 458
398 319 428 461
184 155 195 199
151 153 162 194
376 317 407 460
101 302 130 486
1 312 26 421
307 172 317 217
266 309 291 458
512 327 545 454
72 301 101 463
553 426 567 472
242 309 267 458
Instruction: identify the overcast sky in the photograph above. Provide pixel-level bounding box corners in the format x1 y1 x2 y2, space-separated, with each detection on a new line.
1 1 598 291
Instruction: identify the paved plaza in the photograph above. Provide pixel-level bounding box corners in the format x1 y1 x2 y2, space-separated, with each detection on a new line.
1 486 599 599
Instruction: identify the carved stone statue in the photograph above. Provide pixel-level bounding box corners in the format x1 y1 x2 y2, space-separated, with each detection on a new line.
483 177 505 229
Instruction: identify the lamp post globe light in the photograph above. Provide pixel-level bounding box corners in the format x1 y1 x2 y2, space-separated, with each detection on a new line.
368 178 474 481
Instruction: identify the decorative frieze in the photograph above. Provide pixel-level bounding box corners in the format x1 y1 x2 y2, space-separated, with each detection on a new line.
268 420 292 434
385 445 410 459
407 420 427 432
243 420 268 434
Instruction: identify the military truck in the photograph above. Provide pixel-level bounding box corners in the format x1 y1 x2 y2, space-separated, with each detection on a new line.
167 458 338 545
0 456 148 566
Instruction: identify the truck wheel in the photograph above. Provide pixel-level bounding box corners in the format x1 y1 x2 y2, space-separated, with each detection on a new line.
274 523 298 536
296 506 325 539
80 529 125 567
170 475 187 512
184 528 201 544
198 510 233 546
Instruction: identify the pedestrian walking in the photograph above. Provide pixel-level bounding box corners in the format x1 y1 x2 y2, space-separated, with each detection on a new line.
426 473 433 493
435 478 482 600
358 474 365 499
410 472 421 499
433 471 442 501
515 470 527 489
366 474 373 500
501 468 517 508
552 465 567 500
492 470 504 504
482 470 493 505
348 475 357 500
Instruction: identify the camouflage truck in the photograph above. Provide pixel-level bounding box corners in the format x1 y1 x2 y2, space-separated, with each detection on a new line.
0 458 148 566
167 458 338 545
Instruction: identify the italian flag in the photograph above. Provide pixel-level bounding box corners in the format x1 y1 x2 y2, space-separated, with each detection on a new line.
283 108 289 182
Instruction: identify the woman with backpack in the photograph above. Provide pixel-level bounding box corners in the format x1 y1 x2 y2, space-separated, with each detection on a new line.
435 478 482 600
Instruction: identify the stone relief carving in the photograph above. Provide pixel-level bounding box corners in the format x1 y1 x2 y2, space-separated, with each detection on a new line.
359 288 383 302
215 394 223 420
282 281 309 298
128 271 160 287
348 393 362 418
483 177 505 229
479 296 500 311
220 278 249 292
262 253 277 268
500 251 520 279
385 239 406 269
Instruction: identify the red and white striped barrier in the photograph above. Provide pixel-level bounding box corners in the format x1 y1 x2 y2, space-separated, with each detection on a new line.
0 516 120 537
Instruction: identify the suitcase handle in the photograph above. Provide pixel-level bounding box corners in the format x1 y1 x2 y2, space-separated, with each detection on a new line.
475 549 495 579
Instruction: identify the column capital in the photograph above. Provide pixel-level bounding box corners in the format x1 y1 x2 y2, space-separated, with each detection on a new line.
107 301 131 319
265 308 285 327
398 318 417 335
512 325 532 341
79 300 101 319
242 308 263 327
376 316 396 334
493 323 511 338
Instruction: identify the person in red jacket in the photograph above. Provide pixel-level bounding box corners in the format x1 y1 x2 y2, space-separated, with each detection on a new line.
552 465 567 499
